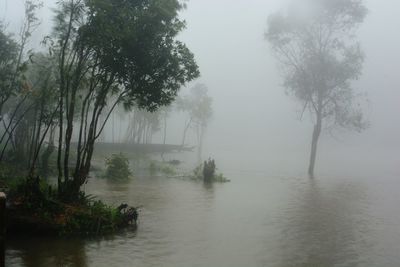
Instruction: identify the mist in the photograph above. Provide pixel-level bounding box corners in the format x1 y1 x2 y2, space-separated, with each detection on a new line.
2 0 399 176
1 0 400 266
178 0 400 177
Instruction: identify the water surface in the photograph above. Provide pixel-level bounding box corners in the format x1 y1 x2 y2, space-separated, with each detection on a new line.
5 152 400 267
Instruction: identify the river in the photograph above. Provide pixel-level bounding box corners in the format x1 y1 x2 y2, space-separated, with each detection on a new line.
5 150 400 267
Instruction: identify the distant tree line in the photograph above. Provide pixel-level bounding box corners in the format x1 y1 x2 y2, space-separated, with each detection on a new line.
120 83 213 160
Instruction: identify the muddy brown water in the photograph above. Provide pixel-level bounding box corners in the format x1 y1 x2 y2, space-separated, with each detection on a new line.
5 151 400 267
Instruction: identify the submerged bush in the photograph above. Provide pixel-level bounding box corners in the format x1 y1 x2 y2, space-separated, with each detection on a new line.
104 153 132 180
203 159 216 182
192 158 229 183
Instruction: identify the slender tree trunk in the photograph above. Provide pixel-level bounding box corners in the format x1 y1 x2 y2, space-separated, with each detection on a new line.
57 2 75 194
41 126 55 179
163 116 167 145
112 112 115 143
119 115 122 143
161 115 167 161
308 113 322 178
0 104 33 161
181 117 192 148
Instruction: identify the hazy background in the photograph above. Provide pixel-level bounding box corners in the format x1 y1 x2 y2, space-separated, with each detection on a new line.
1 0 399 178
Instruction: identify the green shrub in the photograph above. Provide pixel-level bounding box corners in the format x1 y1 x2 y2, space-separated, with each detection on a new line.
104 153 132 180
61 200 125 235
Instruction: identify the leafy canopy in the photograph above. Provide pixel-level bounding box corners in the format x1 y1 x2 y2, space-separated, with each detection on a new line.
266 0 368 131
79 0 200 111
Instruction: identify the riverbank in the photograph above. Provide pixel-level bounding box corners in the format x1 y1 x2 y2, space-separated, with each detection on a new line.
4 177 138 237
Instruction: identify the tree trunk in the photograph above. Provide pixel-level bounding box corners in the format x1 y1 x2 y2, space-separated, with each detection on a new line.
112 112 115 143
161 115 167 161
181 117 192 148
308 114 322 178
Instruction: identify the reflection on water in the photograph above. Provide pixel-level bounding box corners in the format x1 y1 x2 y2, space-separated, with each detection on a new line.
276 179 372 267
5 165 400 267
6 237 87 267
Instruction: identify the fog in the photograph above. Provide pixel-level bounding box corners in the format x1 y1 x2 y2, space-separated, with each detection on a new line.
2 0 400 266
178 0 400 177
2 0 399 178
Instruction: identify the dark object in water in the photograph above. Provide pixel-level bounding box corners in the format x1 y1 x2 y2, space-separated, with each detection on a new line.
117 203 128 212
126 207 138 224
203 158 216 182
118 203 139 225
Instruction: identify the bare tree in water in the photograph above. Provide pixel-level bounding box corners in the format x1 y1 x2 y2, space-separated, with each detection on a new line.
266 0 368 178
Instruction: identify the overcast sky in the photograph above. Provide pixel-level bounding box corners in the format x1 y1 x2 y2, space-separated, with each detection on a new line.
1 0 399 177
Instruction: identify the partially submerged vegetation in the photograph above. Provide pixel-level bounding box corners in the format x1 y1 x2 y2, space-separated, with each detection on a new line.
0 0 199 236
6 177 138 236
104 153 132 181
192 159 230 183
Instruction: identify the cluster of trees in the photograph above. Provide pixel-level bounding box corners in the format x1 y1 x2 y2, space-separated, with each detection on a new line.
0 0 199 201
0 0 370 189
117 83 212 160
123 107 163 145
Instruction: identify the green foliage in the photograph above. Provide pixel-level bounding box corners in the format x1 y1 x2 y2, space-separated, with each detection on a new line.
78 0 200 111
61 200 125 236
47 0 200 199
104 153 132 180
0 162 27 182
7 177 133 236
1 0 200 205
8 177 59 213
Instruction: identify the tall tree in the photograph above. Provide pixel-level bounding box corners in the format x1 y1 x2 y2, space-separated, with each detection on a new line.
52 0 199 199
266 0 368 178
